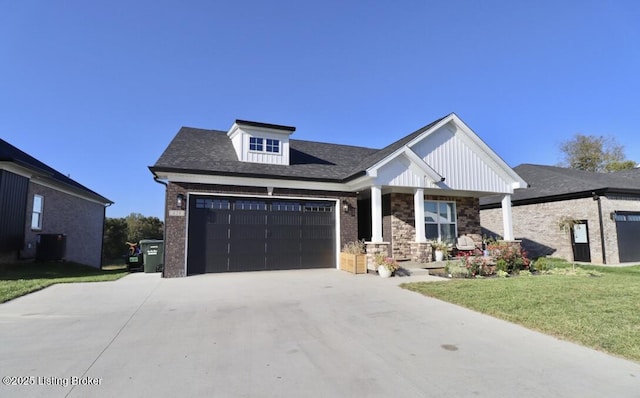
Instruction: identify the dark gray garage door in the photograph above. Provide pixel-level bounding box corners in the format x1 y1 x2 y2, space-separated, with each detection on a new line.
614 211 640 262
187 196 336 274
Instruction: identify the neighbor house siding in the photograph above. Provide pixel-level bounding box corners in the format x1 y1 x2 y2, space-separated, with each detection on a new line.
0 170 29 255
480 197 604 263
22 183 106 267
163 182 357 278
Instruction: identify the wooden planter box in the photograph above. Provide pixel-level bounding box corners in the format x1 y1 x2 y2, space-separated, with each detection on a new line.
340 252 367 274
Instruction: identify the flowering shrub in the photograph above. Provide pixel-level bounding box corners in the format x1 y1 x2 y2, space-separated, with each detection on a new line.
488 243 530 274
453 242 531 277
375 254 400 272
459 252 494 277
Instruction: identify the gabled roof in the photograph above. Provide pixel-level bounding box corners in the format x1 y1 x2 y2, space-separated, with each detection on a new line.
479 164 640 208
0 138 112 205
151 127 378 182
150 114 526 192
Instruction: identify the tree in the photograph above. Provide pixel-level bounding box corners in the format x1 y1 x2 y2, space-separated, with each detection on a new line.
125 213 164 243
103 217 128 261
102 213 164 262
559 134 636 172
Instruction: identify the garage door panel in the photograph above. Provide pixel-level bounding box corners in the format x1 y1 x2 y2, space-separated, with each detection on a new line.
188 196 336 274
615 212 640 262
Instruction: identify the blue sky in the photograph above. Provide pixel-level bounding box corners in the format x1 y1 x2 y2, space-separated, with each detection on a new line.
2 1 639 220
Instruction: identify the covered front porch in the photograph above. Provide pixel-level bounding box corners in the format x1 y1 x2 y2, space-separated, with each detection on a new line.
341 114 527 271
357 187 517 270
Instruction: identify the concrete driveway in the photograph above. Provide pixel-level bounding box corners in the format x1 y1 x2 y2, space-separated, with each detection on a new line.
0 270 638 398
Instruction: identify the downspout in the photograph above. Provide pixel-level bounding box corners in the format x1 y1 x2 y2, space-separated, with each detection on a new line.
153 175 168 277
593 192 606 264
100 202 113 270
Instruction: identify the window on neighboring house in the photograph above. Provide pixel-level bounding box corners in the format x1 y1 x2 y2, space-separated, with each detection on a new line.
249 137 263 151
266 138 280 153
424 201 457 243
31 194 44 230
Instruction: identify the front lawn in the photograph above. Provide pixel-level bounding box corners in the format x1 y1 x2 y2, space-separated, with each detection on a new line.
402 262 640 362
0 261 128 303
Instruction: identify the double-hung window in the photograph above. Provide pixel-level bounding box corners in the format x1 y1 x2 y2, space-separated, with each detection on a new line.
424 201 457 243
31 194 44 230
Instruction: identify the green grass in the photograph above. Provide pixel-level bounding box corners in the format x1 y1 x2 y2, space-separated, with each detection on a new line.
402 261 640 362
0 261 128 303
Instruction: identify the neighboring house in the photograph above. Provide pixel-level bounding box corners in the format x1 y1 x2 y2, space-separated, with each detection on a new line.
150 113 527 277
480 164 640 264
0 139 113 267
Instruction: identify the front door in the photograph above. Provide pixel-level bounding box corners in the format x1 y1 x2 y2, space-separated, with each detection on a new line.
571 221 591 262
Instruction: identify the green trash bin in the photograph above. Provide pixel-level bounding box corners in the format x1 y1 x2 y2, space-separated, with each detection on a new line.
139 239 164 273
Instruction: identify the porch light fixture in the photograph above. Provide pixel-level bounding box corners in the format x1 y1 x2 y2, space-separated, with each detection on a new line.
176 194 185 210
342 201 350 213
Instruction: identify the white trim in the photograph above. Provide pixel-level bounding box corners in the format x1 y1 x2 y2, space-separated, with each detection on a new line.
30 177 109 206
501 194 514 240
367 146 443 183
157 171 353 193
183 192 342 272
442 114 527 190
0 162 34 179
414 189 426 242
377 113 527 192
371 185 383 242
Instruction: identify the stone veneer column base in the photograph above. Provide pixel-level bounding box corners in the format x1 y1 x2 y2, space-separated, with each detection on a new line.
411 242 432 263
498 240 522 251
365 242 391 271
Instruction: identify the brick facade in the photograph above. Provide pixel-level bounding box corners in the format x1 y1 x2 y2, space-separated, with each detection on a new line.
22 182 106 267
384 193 482 261
480 194 640 264
163 182 358 278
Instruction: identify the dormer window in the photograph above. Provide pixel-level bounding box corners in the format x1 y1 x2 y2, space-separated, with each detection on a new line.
249 137 263 151
249 137 281 154
266 139 280 153
228 120 294 164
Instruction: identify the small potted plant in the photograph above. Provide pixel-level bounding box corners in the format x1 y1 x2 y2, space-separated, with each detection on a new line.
375 254 399 277
431 241 451 262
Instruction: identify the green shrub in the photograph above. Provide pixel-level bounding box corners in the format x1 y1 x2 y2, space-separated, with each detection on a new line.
446 260 470 278
532 257 555 272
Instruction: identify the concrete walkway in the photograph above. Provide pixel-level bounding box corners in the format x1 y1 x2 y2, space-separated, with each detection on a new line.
0 269 638 397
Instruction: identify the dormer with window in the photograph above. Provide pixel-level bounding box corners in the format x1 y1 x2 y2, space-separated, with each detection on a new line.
227 120 295 165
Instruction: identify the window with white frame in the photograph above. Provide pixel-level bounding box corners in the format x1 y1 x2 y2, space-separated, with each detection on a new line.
249 137 263 151
424 200 457 243
265 138 280 153
31 194 44 230
249 137 280 154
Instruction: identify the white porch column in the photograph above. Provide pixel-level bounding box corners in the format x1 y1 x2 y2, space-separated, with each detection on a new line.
502 194 514 241
371 185 383 242
414 188 426 242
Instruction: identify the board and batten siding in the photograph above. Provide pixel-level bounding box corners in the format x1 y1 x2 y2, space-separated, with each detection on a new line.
0 170 29 252
413 125 514 193
375 124 517 194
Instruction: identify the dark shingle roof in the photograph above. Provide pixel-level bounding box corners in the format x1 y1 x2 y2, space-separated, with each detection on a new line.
480 164 640 207
0 138 112 204
150 115 451 182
